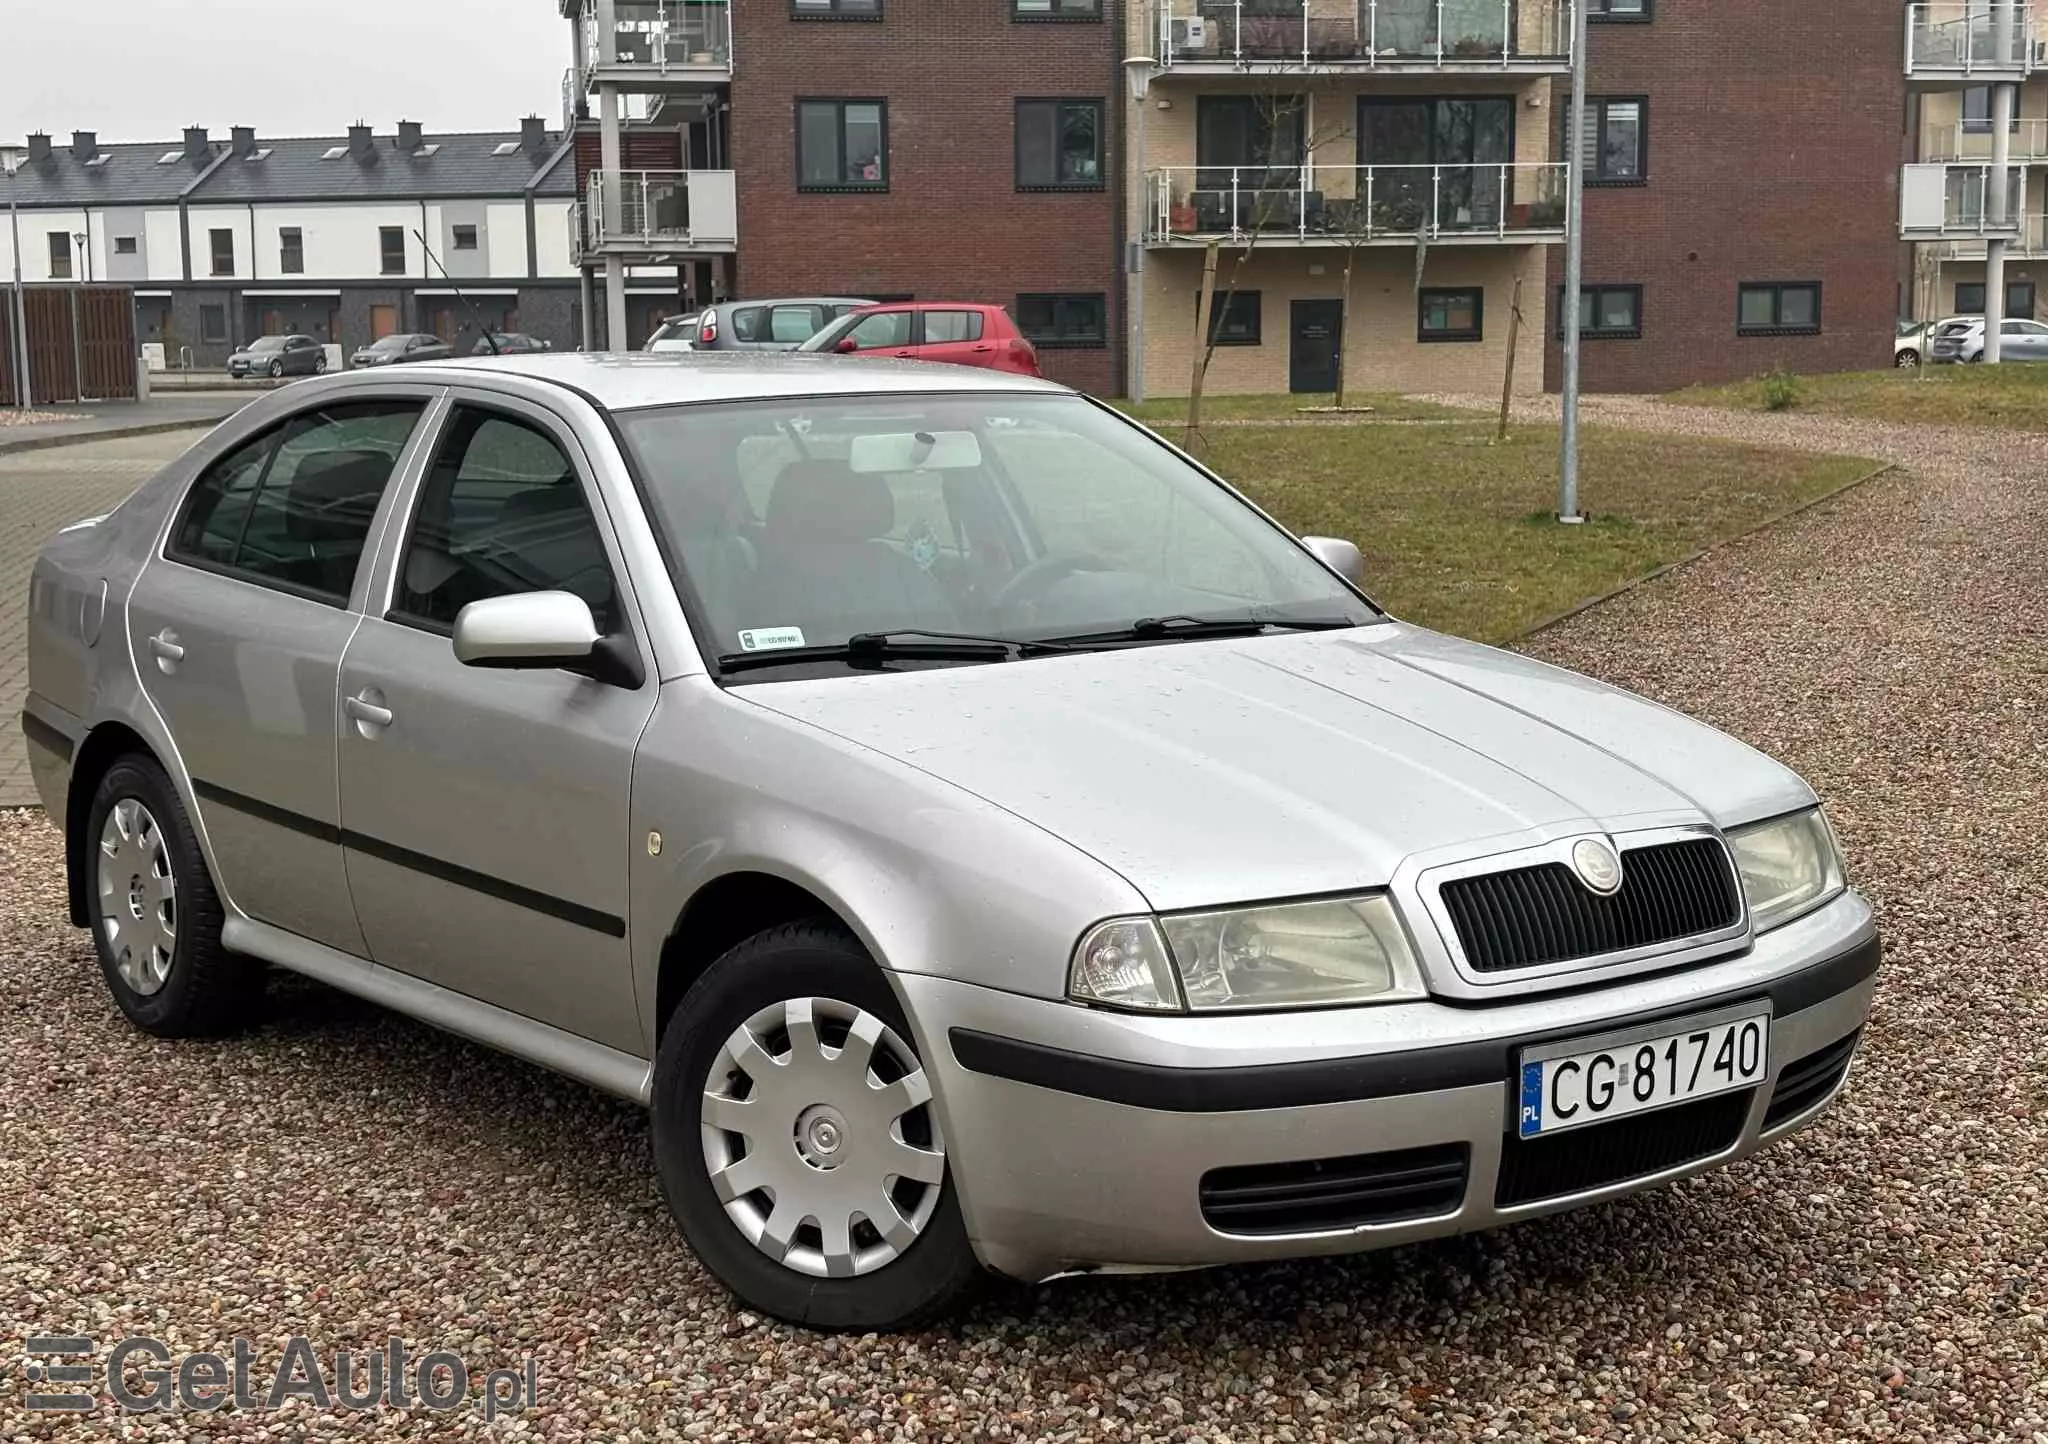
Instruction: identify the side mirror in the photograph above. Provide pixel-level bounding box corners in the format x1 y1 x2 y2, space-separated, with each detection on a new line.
452 591 643 687
1302 535 1366 587
835 337 860 354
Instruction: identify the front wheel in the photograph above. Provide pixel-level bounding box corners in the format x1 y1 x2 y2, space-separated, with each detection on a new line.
651 922 980 1330
1896 348 1919 368
314 353 328 374
267 359 284 378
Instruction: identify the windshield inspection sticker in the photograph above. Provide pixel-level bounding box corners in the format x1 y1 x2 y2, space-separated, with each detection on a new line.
736 626 806 653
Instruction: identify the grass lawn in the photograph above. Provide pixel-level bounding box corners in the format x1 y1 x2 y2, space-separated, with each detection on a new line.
1188 420 1876 643
1667 363 2048 431
1116 392 1467 425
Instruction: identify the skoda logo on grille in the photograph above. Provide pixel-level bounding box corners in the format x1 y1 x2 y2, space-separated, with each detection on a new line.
1570 837 1624 896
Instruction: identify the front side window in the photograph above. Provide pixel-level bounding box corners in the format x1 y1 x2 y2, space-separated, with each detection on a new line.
1017 292 1107 348
1737 282 1821 335
380 227 406 275
1581 98 1645 182
803 309 914 351
797 98 887 188
394 407 617 632
1016 99 1103 189
615 394 1375 671
169 401 424 603
280 227 304 274
1419 287 1483 341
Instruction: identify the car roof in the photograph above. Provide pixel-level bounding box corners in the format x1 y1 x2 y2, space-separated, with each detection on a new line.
716 296 873 310
363 350 1072 409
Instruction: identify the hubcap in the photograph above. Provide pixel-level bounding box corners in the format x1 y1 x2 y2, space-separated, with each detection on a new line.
96 798 177 996
700 997 946 1279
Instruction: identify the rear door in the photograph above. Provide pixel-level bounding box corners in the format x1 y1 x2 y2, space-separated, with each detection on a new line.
125 392 436 955
914 308 993 368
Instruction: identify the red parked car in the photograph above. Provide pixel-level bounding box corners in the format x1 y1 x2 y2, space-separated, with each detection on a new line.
796 302 1042 376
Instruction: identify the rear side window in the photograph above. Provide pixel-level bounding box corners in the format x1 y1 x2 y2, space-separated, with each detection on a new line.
768 304 825 342
923 310 984 343
393 406 618 633
730 306 768 341
169 400 423 603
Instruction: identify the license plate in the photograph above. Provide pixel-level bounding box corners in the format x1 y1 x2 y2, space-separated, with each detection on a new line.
1516 1007 1769 1139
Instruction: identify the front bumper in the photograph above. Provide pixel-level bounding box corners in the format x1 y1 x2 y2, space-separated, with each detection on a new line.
904 891 1879 1283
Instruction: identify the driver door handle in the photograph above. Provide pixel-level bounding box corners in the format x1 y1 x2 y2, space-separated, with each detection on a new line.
148 629 185 663
346 692 394 728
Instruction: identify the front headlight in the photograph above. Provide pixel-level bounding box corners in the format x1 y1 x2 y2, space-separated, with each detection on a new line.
1727 808 1847 932
1069 894 1427 1013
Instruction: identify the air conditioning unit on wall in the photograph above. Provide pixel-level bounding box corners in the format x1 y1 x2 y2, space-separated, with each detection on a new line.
1169 15 1208 51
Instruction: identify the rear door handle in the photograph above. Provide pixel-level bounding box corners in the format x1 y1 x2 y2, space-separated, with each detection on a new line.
971 345 993 353
148 629 184 671
345 692 394 729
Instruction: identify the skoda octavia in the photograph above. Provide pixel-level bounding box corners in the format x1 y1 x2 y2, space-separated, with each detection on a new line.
23 353 1879 1329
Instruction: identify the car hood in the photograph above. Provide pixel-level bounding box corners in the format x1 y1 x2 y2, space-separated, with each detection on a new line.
740 623 1814 912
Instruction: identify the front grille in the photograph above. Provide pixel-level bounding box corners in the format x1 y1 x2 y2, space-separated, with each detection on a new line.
1495 1090 1751 1208
1200 1143 1468 1236
1763 1029 1861 1130
1440 837 1742 975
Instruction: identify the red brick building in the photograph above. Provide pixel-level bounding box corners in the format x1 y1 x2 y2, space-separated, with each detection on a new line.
727 0 1123 395
1543 0 1911 393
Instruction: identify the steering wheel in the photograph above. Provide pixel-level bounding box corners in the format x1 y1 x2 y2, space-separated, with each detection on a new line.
989 552 1110 614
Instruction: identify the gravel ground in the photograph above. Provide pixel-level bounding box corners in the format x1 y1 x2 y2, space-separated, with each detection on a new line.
1 401 2045 1440
0 409 83 429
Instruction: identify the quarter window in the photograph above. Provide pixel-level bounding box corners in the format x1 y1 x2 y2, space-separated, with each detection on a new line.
394 407 618 633
169 401 424 603
1580 98 1645 182
1016 99 1104 189
1016 293 1107 348
797 98 888 189
1418 287 1483 342
1737 282 1821 335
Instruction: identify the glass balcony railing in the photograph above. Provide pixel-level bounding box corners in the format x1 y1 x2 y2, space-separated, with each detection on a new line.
588 169 739 249
1153 0 1572 67
1145 163 1567 241
1905 2 2035 76
1924 117 2048 160
1946 213 2048 256
582 0 732 76
1900 161 2027 236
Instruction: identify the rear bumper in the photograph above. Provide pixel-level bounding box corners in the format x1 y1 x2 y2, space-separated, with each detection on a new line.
903 891 1879 1283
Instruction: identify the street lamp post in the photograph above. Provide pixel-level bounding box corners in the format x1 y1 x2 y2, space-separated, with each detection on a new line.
2 146 29 409
1122 54 1157 405
74 231 90 285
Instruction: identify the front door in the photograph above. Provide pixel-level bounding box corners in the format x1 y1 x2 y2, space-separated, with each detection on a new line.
336 396 655 1052
1290 299 1343 393
125 396 432 955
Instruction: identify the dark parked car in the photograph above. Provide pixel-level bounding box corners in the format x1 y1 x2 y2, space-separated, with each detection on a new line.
471 332 553 356
227 335 327 379
352 333 453 369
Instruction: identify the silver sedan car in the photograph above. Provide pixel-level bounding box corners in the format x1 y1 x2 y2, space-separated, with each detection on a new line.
23 354 1880 1330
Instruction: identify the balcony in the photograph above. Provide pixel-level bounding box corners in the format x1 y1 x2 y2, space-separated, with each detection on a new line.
1144 163 1567 244
1900 161 2027 238
1152 0 1573 72
1944 212 2048 256
582 0 732 88
1905 2 2036 80
1923 118 2048 161
586 169 738 254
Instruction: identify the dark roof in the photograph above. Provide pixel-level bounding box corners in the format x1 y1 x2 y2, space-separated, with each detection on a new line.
4 141 222 207
5 128 573 209
193 130 573 202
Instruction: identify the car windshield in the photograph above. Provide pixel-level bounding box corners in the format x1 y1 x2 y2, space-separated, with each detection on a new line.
369 335 413 351
249 337 287 352
650 319 695 341
616 393 1376 675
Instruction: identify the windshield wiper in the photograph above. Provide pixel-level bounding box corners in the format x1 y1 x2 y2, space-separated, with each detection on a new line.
717 629 1074 675
1046 614 1364 647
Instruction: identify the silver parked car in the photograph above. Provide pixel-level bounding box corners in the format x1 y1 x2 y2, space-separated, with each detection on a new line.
23 354 1880 1331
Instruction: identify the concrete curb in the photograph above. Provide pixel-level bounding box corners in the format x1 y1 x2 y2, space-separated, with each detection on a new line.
1514 459 1900 643
0 417 227 457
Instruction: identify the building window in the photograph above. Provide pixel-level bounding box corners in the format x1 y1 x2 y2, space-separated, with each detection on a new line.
1016 99 1104 189
1580 98 1646 183
1961 86 2023 134
1013 0 1101 17
1558 284 1643 339
209 228 235 276
1016 293 1107 348
797 98 888 190
791 0 880 16
1196 94 1306 187
1737 282 1821 335
1200 289 1262 346
48 232 72 280
380 227 406 275
1418 287 1483 342
200 304 228 343
453 224 479 251
113 236 138 255
1587 0 1649 17
280 227 304 274
1955 279 2036 316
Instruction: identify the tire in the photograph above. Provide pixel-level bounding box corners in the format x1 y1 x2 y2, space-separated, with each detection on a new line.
651 921 981 1330
314 354 328 374
1896 349 1919 368
268 359 284 378
84 754 257 1037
